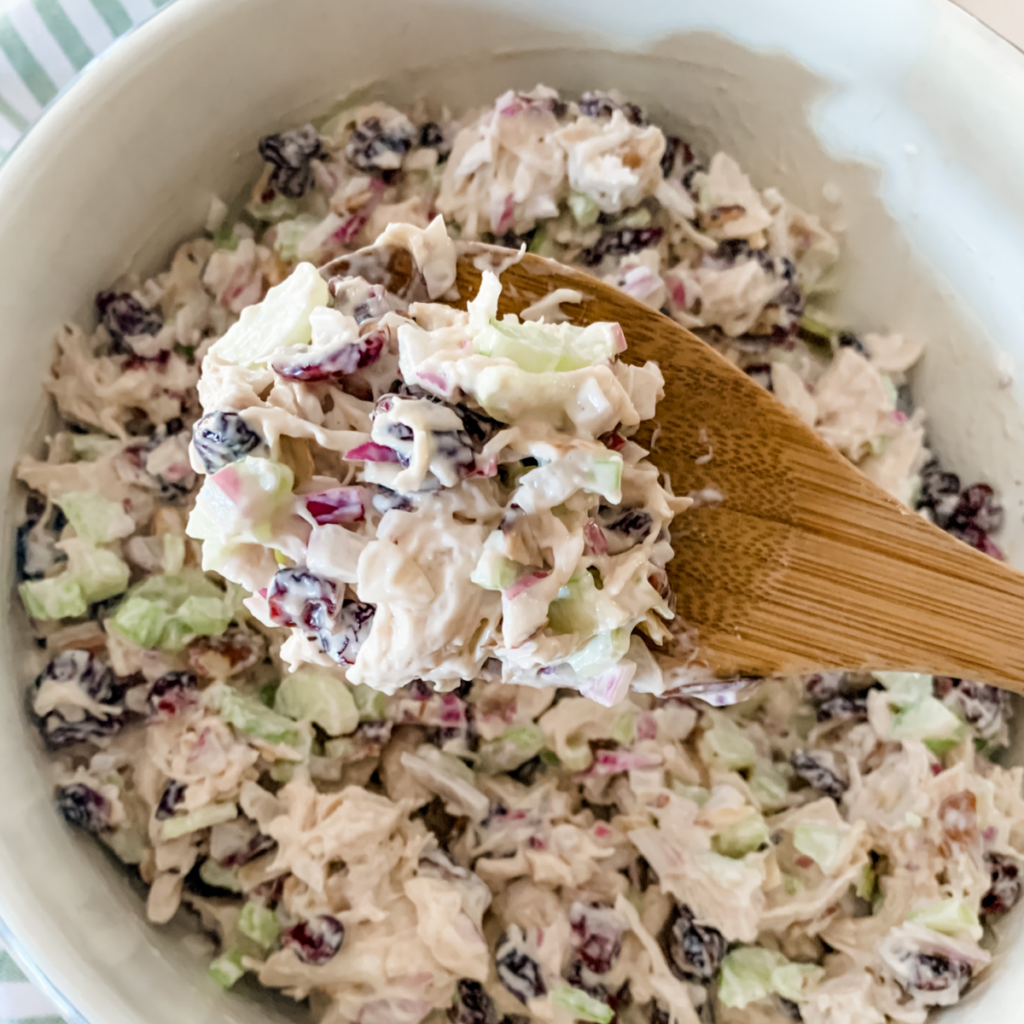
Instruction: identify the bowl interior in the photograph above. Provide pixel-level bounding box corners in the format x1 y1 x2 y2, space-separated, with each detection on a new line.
0 0 1023 1022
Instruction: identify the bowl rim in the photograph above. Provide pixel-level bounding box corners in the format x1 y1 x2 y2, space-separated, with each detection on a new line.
1 0 1023 1021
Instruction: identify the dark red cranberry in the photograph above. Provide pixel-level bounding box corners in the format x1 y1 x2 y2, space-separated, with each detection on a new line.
581 228 665 268
146 671 198 720
981 852 1022 916
317 600 375 666
267 568 338 634
417 121 451 160
569 903 624 975
495 933 546 1004
192 411 261 474
937 677 1008 739
837 331 867 356
35 651 128 748
345 117 413 173
745 363 773 391
96 291 162 352
155 779 186 819
666 905 725 982
57 783 111 832
791 750 847 801
603 509 653 541
220 830 277 868
258 125 324 199
271 329 386 382
904 953 972 996
816 694 868 723
449 979 497 1024
578 91 646 126
282 915 345 964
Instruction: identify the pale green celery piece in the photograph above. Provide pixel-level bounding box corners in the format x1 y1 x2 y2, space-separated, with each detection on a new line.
540 749 561 767
208 950 246 989
209 262 329 367
713 812 770 858
102 826 147 866
550 986 614 1024
110 595 165 648
874 671 934 708
907 898 979 937
547 574 600 637
323 737 355 761
470 546 522 592
199 860 243 893
855 862 877 902
718 947 784 1009
799 315 833 342
890 697 966 747
55 491 134 544
247 193 299 224
162 533 186 574
671 783 710 806
270 761 296 783
881 374 898 407
770 962 824 1003
870 434 891 457
273 214 321 262
475 725 545 774
177 595 233 637
274 667 359 737
238 901 280 949
162 803 238 841
414 744 477 785
748 760 790 813
585 457 623 500
569 192 601 227
527 226 548 254
565 628 630 679
618 206 652 229
19 576 87 620
611 710 636 746
69 544 131 603
473 317 621 374
792 823 846 874
561 736 594 773
351 684 389 722
783 874 804 896
698 712 758 772
215 687 302 746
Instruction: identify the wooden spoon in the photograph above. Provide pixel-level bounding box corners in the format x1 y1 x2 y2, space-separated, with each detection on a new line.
323 241 1024 694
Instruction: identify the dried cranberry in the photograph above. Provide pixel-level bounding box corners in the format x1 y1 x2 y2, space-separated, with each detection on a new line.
192 411 261 474
916 459 962 525
317 600 375 666
96 291 162 352
495 931 546 1004
804 672 846 703
35 651 129 748
837 331 867 356
578 91 646 126
563 960 610 1004
581 227 664 267
37 650 118 703
155 779 186 819
666 905 725 982
282 914 345 964
745 363 773 391
271 329 386 381
904 953 972 997
949 483 1003 534
57 783 111 832
345 117 413 173
16 500 66 581
816 694 868 723
449 979 497 1024
790 750 847 801
267 568 338 634
937 677 1007 739
258 125 324 199
146 671 198 719
660 136 682 178
418 121 451 159
603 509 653 542
982 852 1022 916
569 903 624 975
220 830 277 868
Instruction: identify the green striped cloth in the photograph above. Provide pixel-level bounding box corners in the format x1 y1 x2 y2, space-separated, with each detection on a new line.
0 0 174 160
1 0 177 1015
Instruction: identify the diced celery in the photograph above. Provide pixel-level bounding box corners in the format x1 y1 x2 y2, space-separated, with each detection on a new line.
792 823 846 874
214 687 302 747
564 628 630 679
855 862 877 902
209 262 329 367
238 900 280 949
351 683 389 722
475 725 546 774
618 206 652 229
719 947 784 1009
671 783 709 806
547 574 600 637
470 546 523 592
473 317 621 373
199 860 242 893
713 812 770 858
110 595 166 648
560 736 594 773
274 667 359 737
162 533 186 574
749 759 790 813
273 214 321 262
527 226 548 254
697 713 757 772
246 193 299 224
874 671 933 708
610 710 635 746
414 744 477 785
162 803 238 841
55 491 134 544
568 192 601 227
770 962 824 1003
890 697 966 750
208 949 246 989
907 898 979 937
19 576 87 620
550 986 614 1024
177 595 232 637
585 457 623 501
68 544 131 603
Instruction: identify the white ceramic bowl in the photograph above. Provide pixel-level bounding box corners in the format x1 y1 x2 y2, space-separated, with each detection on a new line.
2 0 1024 1021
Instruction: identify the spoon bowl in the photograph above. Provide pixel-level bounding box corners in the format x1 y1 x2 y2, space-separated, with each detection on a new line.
324 241 1024 694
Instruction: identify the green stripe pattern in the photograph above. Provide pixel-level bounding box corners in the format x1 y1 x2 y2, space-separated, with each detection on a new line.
33 0 92 71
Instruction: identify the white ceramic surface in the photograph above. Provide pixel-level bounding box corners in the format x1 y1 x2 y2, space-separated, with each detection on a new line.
1 0 1023 1022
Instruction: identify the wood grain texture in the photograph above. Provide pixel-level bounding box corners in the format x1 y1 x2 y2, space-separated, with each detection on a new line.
323 242 1024 692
